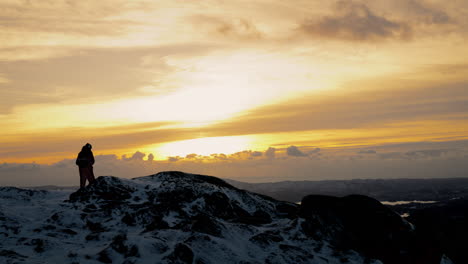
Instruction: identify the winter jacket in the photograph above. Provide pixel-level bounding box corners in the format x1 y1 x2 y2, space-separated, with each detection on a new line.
76 147 95 168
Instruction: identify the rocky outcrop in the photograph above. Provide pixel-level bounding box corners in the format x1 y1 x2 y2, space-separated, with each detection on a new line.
3 171 453 264
299 194 422 264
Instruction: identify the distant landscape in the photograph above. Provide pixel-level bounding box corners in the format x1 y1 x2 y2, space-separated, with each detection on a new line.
2 172 467 264
228 177 468 264
227 177 468 203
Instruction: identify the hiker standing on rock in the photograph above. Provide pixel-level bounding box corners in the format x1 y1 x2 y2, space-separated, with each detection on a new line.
76 143 96 188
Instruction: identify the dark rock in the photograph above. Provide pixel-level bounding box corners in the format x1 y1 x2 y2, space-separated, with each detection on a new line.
236 210 272 226
31 238 46 253
101 234 140 258
122 213 136 226
191 214 222 237
203 192 235 219
43 224 56 230
298 195 340 220
250 231 283 245
85 232 100 241
68 176 134 203
144 216 169 232
127 245 140 258
157 189 196 211
97 249 112 263
405 198 468 264
60 229 78 235
0 249 27 258
279 243 311 255
0 187 46 200
167 243 194 264
45 232 58 237
80 213 88 220
83 204 98 212
17 237 27 244
86 220 106 232
110 234 128 254
253 210 272 223
230 203 251 221
50 213 60 221
266 244 314 264
299 194 415 264
184 234 212 244
275 203 298 218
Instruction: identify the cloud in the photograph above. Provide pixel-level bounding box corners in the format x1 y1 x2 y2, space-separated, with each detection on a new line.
300 0 412 41
1 142 468 186
185 153 199 159
378 152 404 160
286 146 308 157
0 14 133 36
2 78 467 164
0 121 188 162
358 150 377 154
0 0 151 52
168 156 182 162
211 153 228 160
190 15 263 40
123 151 146 161
251 151 263 157
308 148 321 154
404 0 452 25
405 149 450 158
202 81 468 136
265 147 276 159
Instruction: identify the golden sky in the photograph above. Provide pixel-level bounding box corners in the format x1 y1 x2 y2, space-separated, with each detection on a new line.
1 0 468 165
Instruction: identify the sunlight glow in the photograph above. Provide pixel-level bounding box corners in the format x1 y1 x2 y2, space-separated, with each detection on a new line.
3 51 336 134
102 51 333 125
155 136 253 158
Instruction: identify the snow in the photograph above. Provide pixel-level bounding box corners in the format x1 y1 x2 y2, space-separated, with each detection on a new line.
0 171 381 264
440 254 455 264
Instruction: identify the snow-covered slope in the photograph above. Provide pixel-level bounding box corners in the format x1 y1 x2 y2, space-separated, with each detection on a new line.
1 171 384 264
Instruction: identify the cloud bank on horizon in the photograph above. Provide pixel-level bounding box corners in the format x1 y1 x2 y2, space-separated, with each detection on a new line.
2 141 468 186
1 0 468 180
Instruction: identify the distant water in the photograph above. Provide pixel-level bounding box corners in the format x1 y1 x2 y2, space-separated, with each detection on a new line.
296 200 438 206
381 200 437 206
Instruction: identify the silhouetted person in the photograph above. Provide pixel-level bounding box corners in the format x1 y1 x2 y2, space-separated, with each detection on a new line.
76 143 96 188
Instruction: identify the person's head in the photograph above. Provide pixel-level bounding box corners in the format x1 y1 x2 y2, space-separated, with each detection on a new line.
82 143 92 151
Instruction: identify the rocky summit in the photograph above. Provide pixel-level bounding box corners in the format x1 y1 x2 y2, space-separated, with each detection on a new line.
0 171 450 264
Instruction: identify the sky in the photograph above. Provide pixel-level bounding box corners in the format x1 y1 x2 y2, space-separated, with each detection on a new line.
1 0 468 185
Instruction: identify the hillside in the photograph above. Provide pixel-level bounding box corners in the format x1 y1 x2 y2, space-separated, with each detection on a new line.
0 171 453 264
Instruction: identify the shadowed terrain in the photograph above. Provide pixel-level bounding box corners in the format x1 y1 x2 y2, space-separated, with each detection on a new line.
0 171 457 263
